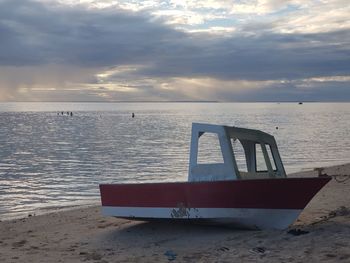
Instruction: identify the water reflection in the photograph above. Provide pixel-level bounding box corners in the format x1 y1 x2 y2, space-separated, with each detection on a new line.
0 102 349 220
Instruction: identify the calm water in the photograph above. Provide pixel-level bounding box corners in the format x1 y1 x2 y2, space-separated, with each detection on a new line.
0 102 349 220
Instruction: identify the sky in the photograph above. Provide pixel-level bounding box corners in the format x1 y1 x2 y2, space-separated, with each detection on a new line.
0 0 349 102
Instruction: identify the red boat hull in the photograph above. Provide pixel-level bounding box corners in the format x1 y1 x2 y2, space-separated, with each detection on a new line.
99 177 331 229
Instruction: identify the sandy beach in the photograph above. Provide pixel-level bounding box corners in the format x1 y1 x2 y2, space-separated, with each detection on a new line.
1 164 349 263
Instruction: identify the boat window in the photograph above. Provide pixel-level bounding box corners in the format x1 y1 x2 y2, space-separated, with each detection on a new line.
266 145 277 171
255 144 268 172
197 132 224 164
231 139 248 172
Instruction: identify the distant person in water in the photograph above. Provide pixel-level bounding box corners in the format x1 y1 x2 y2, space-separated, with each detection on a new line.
70 112 73 116
132 112 135 118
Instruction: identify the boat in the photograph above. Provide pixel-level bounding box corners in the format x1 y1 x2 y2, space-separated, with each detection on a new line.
99 123 331 229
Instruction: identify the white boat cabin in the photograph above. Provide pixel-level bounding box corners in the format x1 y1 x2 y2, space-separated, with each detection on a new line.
188 123 286 182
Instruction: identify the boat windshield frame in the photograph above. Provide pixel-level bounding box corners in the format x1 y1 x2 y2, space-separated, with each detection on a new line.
188 123 286 182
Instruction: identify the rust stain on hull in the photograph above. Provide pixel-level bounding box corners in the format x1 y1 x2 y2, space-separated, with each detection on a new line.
171 203 190 218
170 203 200 218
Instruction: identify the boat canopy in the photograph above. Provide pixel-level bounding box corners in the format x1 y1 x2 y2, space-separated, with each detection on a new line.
188 123 286 182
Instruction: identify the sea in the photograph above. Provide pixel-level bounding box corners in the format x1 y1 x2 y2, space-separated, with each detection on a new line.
0 102 349 220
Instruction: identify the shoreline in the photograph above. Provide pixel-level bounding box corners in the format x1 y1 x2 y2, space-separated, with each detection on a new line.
0 202 100 223
1 160 346 222
1 163 349 262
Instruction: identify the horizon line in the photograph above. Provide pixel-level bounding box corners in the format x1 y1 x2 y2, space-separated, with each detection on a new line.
1 100 350 103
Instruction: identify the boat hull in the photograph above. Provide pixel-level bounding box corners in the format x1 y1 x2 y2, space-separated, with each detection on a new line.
99 177 331 229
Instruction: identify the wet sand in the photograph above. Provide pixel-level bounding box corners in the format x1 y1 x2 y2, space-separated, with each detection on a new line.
1 163 349 262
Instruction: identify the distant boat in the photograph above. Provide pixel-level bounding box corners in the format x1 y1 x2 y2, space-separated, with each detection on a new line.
298 102 303 105
100 123 330 229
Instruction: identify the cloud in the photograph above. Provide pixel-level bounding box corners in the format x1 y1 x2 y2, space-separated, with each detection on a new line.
0 0 191 67
133 30 349 81
0 0 349 101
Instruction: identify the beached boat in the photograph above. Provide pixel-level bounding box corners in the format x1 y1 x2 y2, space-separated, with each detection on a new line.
99 123 331 229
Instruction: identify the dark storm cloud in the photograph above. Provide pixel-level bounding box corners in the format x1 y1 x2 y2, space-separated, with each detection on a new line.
0 0 189 67
0 0 349 82
138 30 350 81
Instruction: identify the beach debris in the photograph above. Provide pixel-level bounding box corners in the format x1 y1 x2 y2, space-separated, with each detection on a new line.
89 252 102 261
12 240 27 248
164 250 177 261
287 229 309 236
80 251 102 261
30 246 39 250
217 246 230 252
328 206 350 217
250 246 266 254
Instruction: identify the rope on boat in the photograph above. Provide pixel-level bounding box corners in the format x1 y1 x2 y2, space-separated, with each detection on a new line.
314 167 350 183
318 173 350 183
310 206 350 225
332 174 350 183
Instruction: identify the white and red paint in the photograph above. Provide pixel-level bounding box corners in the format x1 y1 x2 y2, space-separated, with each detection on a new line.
99 177 331 229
